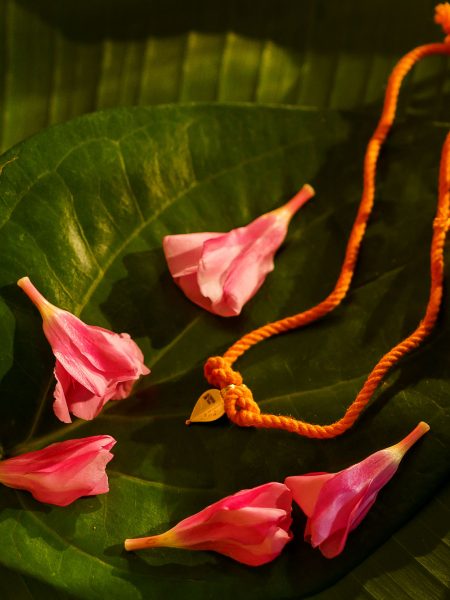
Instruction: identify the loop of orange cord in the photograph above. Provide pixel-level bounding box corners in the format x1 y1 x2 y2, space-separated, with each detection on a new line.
203 6 450 438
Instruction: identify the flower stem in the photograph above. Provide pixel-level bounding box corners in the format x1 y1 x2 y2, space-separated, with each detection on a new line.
124 531 175 551
391 421 430 457
282 184 315 216
17 277 56 319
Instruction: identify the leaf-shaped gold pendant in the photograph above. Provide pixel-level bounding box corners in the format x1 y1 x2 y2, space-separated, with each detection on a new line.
186 389 225 425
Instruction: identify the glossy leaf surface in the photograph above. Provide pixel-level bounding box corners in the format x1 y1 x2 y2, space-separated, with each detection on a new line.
1 0 450 151
0 104 448 598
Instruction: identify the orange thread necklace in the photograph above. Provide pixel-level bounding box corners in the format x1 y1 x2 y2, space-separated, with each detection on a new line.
194 4 450 438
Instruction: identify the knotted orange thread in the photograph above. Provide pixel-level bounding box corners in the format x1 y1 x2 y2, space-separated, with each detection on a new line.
203 5 450 438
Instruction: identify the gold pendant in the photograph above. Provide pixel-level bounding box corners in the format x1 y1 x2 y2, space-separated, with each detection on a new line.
186 389 225 425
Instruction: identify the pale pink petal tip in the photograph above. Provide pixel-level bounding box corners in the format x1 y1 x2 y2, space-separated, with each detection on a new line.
18 277 150 423
285 422 429 559
0 435 116 506
124 481 293 566
163 184 314 317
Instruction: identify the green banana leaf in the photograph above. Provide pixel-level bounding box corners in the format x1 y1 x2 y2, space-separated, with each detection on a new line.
1 0 449 151
0 103 448 598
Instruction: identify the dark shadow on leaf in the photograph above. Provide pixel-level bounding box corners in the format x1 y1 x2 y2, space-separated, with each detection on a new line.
0 562 78 600
14 0 443 56
100 247 200 348
100 246 263 359
0 284 54 450
110 550 282 600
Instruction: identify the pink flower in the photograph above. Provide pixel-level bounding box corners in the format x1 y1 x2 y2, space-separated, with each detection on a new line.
163 184 315 316
0 435 116 506
18 277 150 423
124 482 293 566
285 422 430 558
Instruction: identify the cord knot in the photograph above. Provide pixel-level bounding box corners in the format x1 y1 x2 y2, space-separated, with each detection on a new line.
204 356 243 388
435 3 450 42
222 384 261 423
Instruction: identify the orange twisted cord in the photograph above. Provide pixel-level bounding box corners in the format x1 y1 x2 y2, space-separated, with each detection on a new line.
203 7 450 438
436 2 450 41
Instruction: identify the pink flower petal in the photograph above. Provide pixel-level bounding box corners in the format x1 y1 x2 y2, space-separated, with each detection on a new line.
163 184 315 317
285 422 430 558
18 277 150 423
0 436 116 506
198 215 287 315
284 472 334 517
163 232 223 277
54 362 112 423
124 482 293 566
313 491 378 558
173 272 213 313
308 451 400 546
190 522 292 567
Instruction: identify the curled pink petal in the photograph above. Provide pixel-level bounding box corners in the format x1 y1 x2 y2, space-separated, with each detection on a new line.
124 482 293 566
17 277 150 423
285 422 430 559
163 232 223 278
0 435 116 506
163 184 315 317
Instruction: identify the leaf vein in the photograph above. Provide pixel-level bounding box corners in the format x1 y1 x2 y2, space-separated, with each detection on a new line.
74 135 309 316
